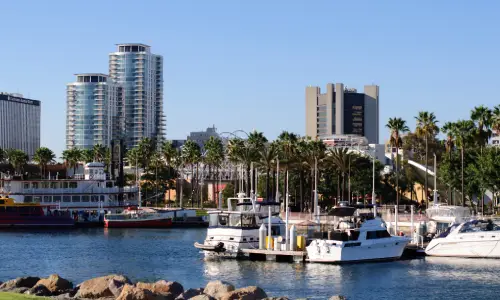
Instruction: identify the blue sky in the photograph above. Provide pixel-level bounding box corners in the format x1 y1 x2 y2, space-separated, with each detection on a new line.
1 0 499 156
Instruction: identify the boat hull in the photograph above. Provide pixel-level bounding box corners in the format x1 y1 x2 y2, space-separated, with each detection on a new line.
0 216 74 227
425 236 500 258
307 237 410 263
104 218 173 228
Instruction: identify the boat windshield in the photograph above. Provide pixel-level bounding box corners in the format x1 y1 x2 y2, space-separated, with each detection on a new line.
209 213 257 228
458 220 500 233
438 224 458 238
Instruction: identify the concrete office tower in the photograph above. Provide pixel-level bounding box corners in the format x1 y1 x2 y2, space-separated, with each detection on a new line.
109 43 165 150
0 93 41 157
66 74 124 150
305 83 379 144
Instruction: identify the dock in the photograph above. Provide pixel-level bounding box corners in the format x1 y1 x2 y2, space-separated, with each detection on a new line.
241 249 307 262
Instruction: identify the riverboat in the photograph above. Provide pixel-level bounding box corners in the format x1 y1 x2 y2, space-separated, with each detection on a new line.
0 163 139 222
306 206 410 263
0 195 74 227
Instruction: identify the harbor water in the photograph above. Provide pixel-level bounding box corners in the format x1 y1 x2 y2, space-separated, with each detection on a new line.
1 228 500 299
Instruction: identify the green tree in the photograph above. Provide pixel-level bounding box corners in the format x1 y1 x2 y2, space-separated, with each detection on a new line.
33 147 56 178
0 148 5 163
61 148 82 175
93 144 107 163
256 142 278 201
162 141 178 202
442 122 456 203
276 131 299 199
386 117 410 207
204 136 225 204
451 119 475 206
81 149 94 164
8 149 29 174
470 105 493 147
182 140 201 207
138 138 155 168
326 148 353 203
415 111 439 208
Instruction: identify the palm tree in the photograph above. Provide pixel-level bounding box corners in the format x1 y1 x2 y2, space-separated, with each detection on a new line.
81 149 94 164
61 148 82 175
299 137 326 210
327 148 354 203
451 120 475 206
256 143 277 201
415 111 439 208
471 105 493 148
276 131 299 199
33 147 56 178
0 148 5 163
442 122 456 204
8 149 29 174
138 138 155 168
227 138 245 194
93 144 107 163
492 105 500 140
386 117 410 207
162 141 178 202
204 136 225 204
181 140 201 207
248 131 268 194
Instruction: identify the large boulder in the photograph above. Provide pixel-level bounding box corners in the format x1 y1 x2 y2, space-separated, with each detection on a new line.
175 288 204 300
116 284 165 300
219 286 267 300
36 274 73 294
76 274 131 299
137 280 184 298
190 295 215 300
25 284 52 297
0 276 40 290
203 280 235 299
109 278 128 297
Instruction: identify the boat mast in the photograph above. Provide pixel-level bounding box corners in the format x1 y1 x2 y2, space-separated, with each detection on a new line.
372 148 377 218
433 153 438 205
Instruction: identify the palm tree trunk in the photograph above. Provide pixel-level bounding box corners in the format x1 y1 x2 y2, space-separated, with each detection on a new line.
396 146 400 207
461 147 465 207
191 164 195 207
272 169 276 201
246 163 251 196
448 150 452 205
299 171 304 212
424 136 428 209
266 168 270 201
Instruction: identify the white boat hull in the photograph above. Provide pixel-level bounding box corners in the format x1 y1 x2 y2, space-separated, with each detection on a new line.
425 235 500 258
200 227 260 260
307 237 410 263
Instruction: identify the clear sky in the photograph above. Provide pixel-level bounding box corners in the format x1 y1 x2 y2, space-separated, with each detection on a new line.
1 0 499 156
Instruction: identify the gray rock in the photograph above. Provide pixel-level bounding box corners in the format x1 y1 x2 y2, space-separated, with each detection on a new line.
219 286 267 300
51 292 73 300
109 278 126 297
8 287 29 294
203 280 235 299
175 288 204 300
0 276 41 290
26 284 52 297
263 298 290 300
329 296 346 300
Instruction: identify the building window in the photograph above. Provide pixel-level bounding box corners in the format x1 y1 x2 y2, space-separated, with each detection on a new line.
63 196 71 202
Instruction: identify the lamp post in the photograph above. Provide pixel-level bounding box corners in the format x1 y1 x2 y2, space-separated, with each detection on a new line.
372 148 377 218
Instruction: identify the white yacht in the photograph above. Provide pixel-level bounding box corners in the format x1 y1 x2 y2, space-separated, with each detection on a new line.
194 196 285 259
426 204 471 234
425 219 500 258
306 206 410 263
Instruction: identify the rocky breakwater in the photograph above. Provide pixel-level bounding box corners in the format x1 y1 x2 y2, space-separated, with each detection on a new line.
0 275 346 300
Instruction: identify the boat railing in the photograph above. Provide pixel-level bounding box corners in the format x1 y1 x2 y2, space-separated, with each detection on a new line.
20 186 139 194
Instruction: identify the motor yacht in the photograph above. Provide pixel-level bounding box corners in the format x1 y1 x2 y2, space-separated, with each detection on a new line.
425 219 500 258
194 195 285 259
306 206 410 263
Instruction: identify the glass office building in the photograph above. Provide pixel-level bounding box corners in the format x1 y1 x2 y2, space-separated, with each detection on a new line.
66 74 124 150
109 44 165 150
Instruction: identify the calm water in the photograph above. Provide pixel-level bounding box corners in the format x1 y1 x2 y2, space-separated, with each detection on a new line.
1 228 500 299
